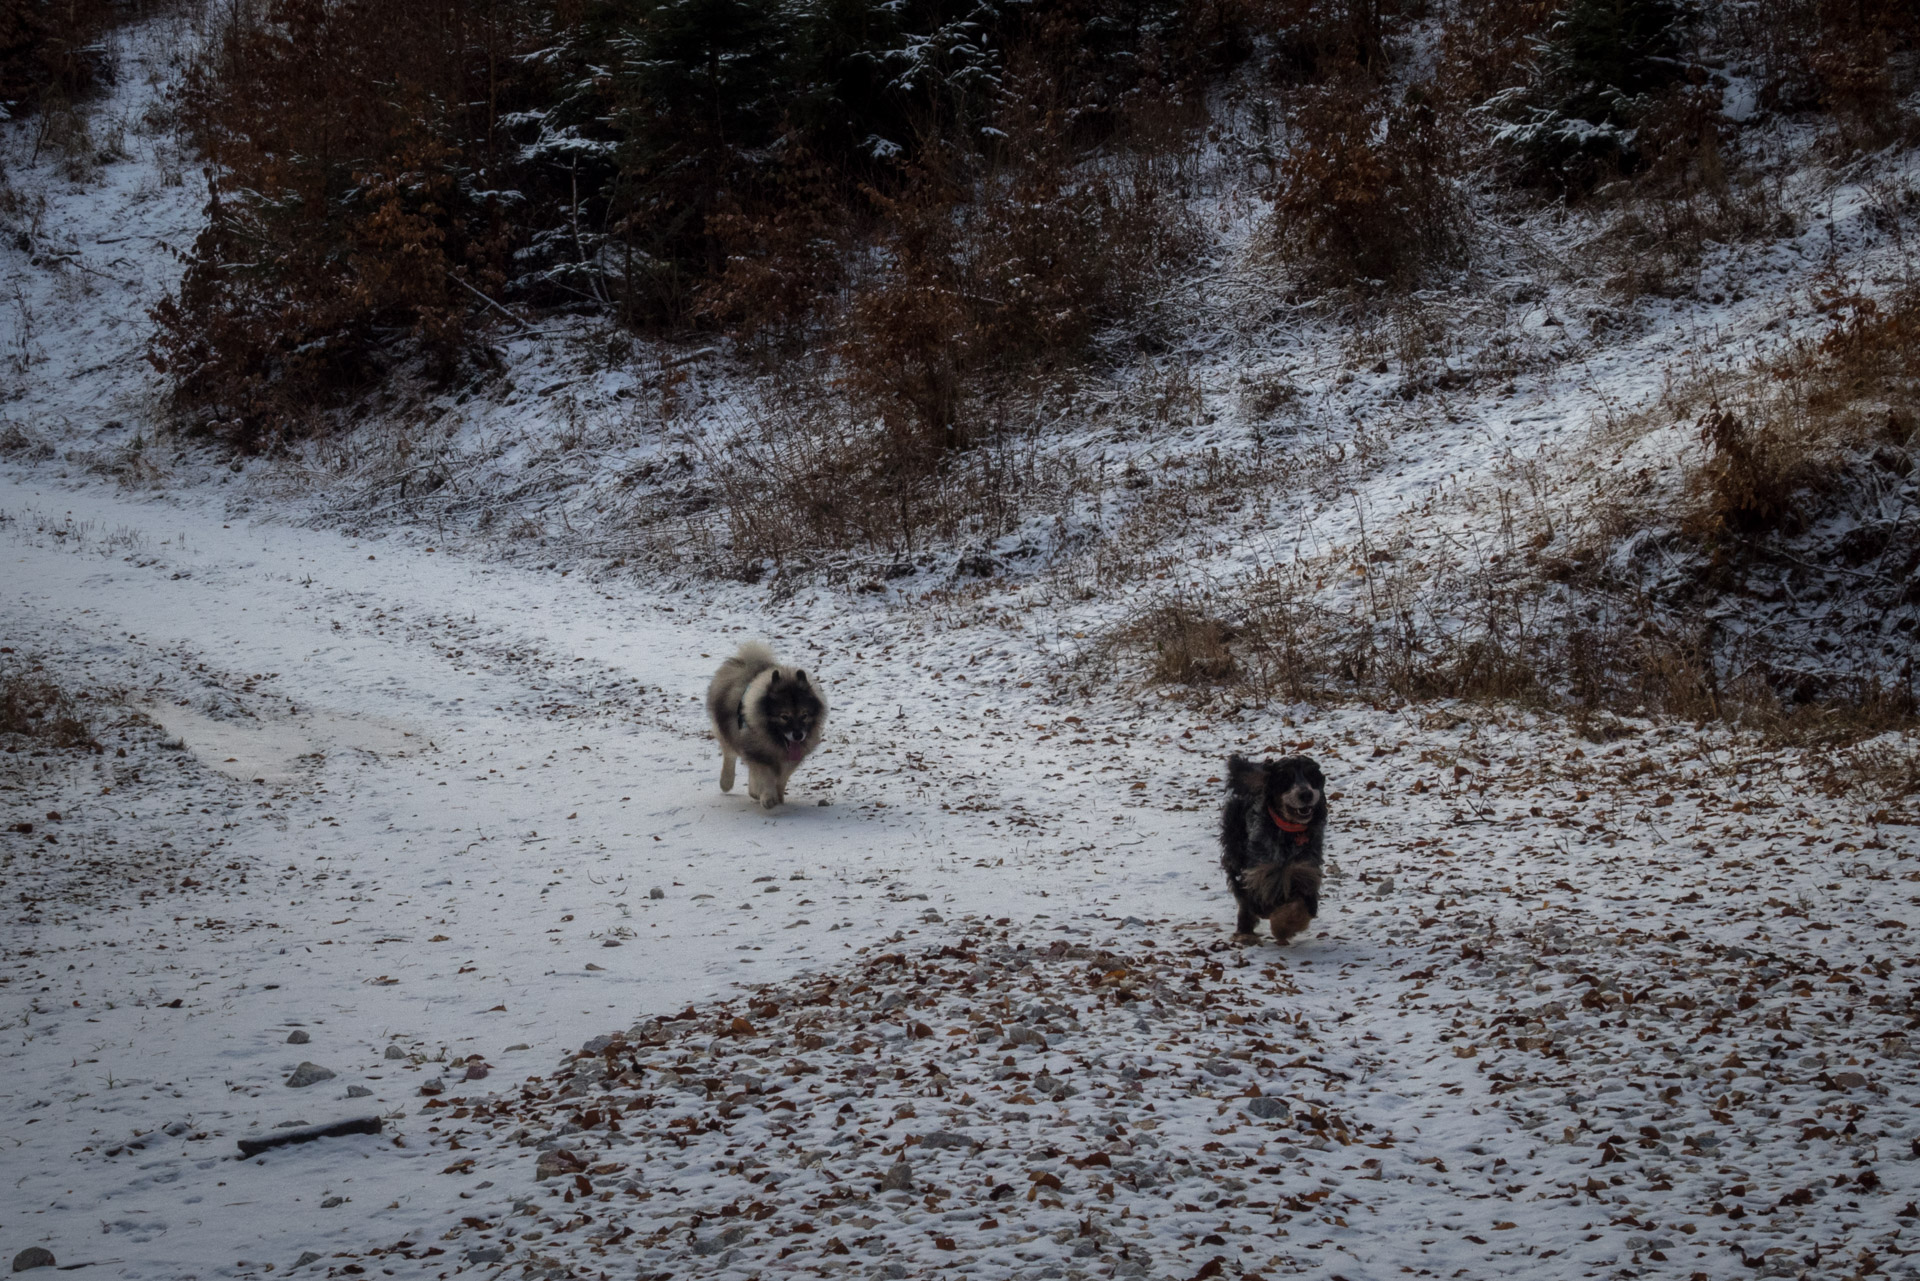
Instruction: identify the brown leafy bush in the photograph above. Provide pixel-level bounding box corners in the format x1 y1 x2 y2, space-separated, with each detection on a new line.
1686 406 1814 536
149 0 542 450
1267 74 1466 292
696 157 854 345
1433 0 1555 107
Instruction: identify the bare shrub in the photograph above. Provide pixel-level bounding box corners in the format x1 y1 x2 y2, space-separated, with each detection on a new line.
1263 0 1395 84
695 373 1088 570
1266 74 1467 292
840 78 1197 461
1733 0 1920 145
1131 602 1240 686
1595 88 1786 300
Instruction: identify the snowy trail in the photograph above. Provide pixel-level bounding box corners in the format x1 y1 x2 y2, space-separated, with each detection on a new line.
0 473 1223 1276
8 477 1920 1281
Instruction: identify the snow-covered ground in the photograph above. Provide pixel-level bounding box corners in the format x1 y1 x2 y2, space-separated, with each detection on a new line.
7 474 1919 1281
4 12 1920 1281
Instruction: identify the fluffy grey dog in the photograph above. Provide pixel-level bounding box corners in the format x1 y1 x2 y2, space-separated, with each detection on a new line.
705 641 828 810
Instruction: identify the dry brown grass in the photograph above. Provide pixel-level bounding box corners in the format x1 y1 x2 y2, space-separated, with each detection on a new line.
1129 602 1241 686
1684 287 1918 543
0 664 97 750
1114 290 1920 750
691 373 1091 576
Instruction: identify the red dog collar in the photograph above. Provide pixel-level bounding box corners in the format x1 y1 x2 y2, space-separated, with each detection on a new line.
1267 807 1311 846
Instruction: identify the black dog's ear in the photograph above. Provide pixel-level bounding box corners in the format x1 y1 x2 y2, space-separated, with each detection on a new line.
792 669 808 685
1296 755 1324 786
1226 754 1259 793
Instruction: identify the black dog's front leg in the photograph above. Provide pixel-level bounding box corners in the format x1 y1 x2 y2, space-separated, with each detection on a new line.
1231 884 1258 940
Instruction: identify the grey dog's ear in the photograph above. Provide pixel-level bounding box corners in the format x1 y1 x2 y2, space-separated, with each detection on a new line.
1225 754 1259 794
792 669 808 685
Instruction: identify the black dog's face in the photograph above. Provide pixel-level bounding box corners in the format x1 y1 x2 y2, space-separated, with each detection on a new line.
1227 754 1326 824
762 671 823 760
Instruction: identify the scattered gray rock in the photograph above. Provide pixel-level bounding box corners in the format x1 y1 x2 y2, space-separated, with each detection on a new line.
286 1029 310 1044
384 1044 406 1060
880 1160 914 1192
284 1062 335 1088
320 1196 345 1209
345 1085 373 1099
692 1225 750 1256
291 1251 322 1270
163 1120 191 1136
535 1149 584 1181
1245 1096 1291 1121
917 1130 972 1150
464 1246 506 1264
649 886 666 899
12 1248 55 1273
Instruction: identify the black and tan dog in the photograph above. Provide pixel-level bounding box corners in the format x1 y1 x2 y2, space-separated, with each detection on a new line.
1219 754 1328 944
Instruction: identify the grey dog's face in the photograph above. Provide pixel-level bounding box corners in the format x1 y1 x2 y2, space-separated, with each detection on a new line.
762 671 823 760
1228 754 1326 824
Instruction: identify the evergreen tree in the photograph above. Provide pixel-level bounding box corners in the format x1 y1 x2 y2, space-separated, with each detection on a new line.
1489 0 1694 187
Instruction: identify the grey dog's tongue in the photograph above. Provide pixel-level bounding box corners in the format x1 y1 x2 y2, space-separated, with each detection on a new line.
784 742 806 763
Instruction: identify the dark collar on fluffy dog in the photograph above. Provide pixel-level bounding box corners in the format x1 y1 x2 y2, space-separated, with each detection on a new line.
1266 807 1312 846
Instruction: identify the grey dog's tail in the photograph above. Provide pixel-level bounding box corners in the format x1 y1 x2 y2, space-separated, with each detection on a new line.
733 640 777 670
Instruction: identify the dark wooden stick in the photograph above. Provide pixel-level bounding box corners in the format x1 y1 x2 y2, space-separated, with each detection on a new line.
237 1115 383 1157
